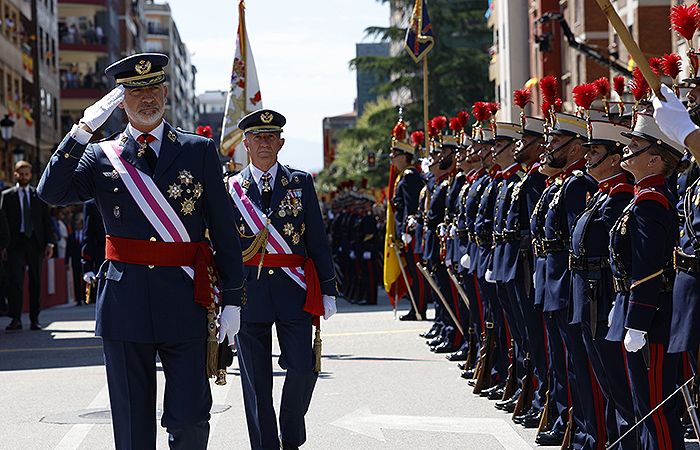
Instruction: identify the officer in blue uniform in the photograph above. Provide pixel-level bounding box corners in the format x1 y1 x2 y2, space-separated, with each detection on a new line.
571 120 637 449
538 112 600 448
220 109 338 450
390 129 428 320
607 111 685 450
37 53 245 449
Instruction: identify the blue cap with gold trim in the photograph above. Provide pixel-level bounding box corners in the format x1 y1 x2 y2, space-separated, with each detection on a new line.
238 109 286 134
105 53 168 88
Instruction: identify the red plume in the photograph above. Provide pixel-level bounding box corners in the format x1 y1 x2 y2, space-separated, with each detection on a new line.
539 75 558 104
196 125 205 135
648 57 663 76
513 88 532 109
488 102 500 116
554 98 563 112
593 77 610 99
391 120 407 141
670 3 700 42
449 117 463 132
472 102 491 123
457 110 470 127
431 115 448 132
572 83 598 110
629 68 650 102
613 75 626 97
428 124 439 139
661 53 682 79
541 101 551 118
411 130 424 147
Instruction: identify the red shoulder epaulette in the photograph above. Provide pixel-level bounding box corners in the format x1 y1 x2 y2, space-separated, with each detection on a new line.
634 188 670 210
609 183 634 196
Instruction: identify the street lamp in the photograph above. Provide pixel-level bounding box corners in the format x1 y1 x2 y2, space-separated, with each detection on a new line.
12 145 25 166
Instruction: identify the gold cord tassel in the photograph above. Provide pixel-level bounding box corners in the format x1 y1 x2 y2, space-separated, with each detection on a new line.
313 326 322 373
206 304 219 378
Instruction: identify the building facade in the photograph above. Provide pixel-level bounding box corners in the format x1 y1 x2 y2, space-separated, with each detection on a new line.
356 42 390 117
322 112 356 169
143 1 197 130
196 89 226 142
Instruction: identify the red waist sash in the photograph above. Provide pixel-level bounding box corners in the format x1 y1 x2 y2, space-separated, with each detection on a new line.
105 235 216 309
244 253 324 323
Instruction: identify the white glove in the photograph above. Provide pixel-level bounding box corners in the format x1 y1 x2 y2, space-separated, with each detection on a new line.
623 328 647 353
438 223 447 238
349 250 356 260
421 158 431 174
362 251 371 260
607 301 616 328
485 269 496 284
652 84 699 147
460 253 471 269
217 305 241 344
82 271 96 283
407 216 417 230
449 225 457 239
402 232 412 245
79 85 125 132
323 295 337 320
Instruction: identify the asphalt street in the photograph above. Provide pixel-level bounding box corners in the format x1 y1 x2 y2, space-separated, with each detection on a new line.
1 293 698 450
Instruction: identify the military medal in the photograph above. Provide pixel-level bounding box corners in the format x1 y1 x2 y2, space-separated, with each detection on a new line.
137 141 147 158
113 206 121 218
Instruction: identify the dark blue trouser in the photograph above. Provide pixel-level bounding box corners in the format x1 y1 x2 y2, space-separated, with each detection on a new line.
236 317 318 450
505 278 548 411
497 281 526 387
543 311 569 433
477 277 508 383
627 344 684 450
102 338 211 450
552 310 601 450
433 265 464 347
581 325 638 449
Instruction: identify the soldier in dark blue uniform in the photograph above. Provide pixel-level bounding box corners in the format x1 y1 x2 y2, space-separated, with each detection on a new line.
571 120 638 449
37 53 245 449
222 109 338 450
607 111 686 450
358 197 378 305
537 112 600 448
390 127 428 320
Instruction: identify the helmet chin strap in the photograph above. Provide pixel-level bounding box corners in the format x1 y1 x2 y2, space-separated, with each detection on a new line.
585 149 610 171
620 143 652 163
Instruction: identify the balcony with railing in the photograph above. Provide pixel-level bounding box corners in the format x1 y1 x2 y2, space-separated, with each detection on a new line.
58 0 108 6
147 23 168 36
58 20 107 53
60 68 108 100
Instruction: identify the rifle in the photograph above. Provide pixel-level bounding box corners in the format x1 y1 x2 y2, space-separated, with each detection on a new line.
391 241 422 320
473 321 496 394
446 266 471 313
538 389 551 434
513 352 535 419
561 407 574 450
501 339 518 401
416 263 464 336
464 328 478 371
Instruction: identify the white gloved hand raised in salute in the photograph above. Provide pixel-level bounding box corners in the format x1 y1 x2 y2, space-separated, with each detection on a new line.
79 85 125 133
218 305 241 345
652 84 699 147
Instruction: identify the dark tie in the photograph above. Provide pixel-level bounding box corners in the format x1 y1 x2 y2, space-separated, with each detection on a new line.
261 173 272 209
136 133 158 173
22 188 32 238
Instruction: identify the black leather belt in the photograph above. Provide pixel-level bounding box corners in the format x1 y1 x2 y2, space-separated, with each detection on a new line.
674 248 700 274
493 232 505 244
533 239 544 258
475 233 493 247
541 238 566 254
569 254 609 272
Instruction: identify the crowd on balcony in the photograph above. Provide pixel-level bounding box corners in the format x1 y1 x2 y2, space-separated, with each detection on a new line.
60 65 108 91
58 22 105 46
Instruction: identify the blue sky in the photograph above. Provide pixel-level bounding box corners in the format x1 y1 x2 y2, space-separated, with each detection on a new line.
166 0 390 172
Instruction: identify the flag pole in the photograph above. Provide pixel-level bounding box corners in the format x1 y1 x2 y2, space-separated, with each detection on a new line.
423 54 429 152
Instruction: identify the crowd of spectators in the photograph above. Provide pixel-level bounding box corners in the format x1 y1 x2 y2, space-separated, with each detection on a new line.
58 21 104 46
60 65 108 90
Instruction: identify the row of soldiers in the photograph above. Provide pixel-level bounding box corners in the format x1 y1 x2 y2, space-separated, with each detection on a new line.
328 191 381 305
388 67 700 448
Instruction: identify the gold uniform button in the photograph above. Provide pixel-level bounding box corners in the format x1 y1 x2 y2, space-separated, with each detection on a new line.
268 269 274 275
150 236 157 241
113 187 119 193
148 265 154 269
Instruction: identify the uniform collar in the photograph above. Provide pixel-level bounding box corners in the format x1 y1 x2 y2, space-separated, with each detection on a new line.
545 171 562 187
127 120 165 156
561 157 586 179
635 174 665 191
597 172 628 193
249 162 279 187
488 164 502 179
500 162 522 179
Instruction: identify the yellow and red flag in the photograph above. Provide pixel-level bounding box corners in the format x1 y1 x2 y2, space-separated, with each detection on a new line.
383 165 408 306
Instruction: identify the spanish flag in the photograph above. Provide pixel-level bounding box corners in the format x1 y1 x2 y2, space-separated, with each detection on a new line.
383 165 408 306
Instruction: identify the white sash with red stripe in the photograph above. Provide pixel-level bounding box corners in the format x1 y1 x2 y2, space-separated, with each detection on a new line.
99 139 194 279
228 175 307 291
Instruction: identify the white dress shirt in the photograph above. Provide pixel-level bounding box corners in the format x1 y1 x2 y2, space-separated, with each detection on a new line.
249 162 279 193
127 121 165 157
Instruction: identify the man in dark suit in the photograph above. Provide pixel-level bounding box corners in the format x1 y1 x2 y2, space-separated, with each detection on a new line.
38 53 245 449
65 213 84 305
1 160 54 331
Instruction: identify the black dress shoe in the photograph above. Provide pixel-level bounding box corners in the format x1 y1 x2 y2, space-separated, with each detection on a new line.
446 348 467 361
5 320 21 332
426 337 444 347
281 440 299 450
521 412 542 428
457 362 467 371
536 429 565 446
420 324 441 339
432 342 457 354
488 387 505 400
30 322 42 331
495 389 521 411
399 312 419 321
461 369 476 379
513 405 538 424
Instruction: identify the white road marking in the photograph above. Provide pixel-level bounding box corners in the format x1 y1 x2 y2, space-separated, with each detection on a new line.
53 384 109 450
331 407 533 450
